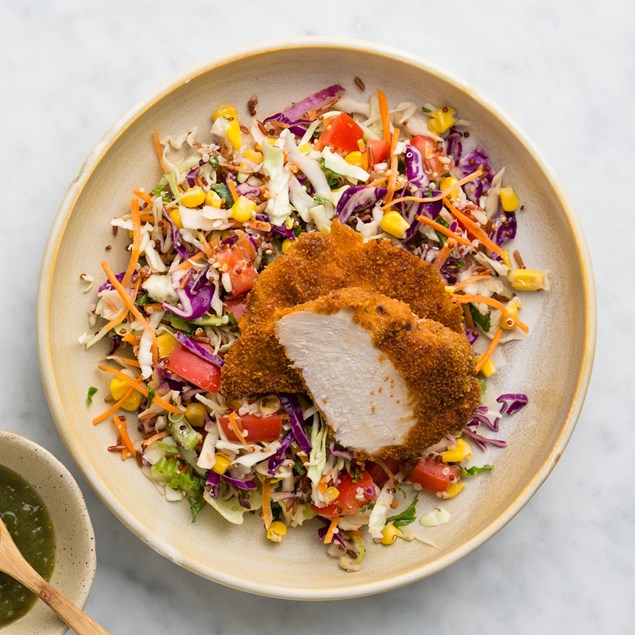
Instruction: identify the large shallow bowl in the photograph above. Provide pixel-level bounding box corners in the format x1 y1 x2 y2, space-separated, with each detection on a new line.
0 431 96 633
37 39 595 600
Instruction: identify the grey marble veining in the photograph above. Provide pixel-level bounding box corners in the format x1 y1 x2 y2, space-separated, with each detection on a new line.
0 0 633 633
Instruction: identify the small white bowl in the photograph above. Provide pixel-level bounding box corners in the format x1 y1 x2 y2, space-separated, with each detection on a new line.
0 431 96 634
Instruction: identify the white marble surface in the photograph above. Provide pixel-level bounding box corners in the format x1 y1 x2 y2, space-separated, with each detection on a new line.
1 0 633 633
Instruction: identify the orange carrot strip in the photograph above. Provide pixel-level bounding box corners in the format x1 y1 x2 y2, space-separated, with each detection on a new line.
138 214 156 223
227 412 248 448
142 431 169 447
443 197 504 257
121 334 140 346
133 189 153 205
102 261 158 360
453 273 493 291
451 294 529 333
415 215 473 247
433 239 456 271
152 131 169 173
227 177 240 203
324 516 340 544
262 478 272 529
174 252 205 271
106 355 141 368
475 329 503 373
121 198 142 288
384 128 401 204
113 415 136 457
97 365 183 414
377 89 391 143
92 386 136 425
367 176 388 188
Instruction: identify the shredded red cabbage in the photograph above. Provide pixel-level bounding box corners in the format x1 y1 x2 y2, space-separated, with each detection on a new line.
267 433 294 476
279 394 312 454
336 186 387 223
163 207 190 260
206 470 220 498
163 270 214 320
236 182 261 199
222 475 257 490
461 427 507 450
175 332 224 367
492 211 518 246
403 144 426 183
459 146 496 203
446 129 463 163
98 271 125 293
264 84 345 128
496 393 529 415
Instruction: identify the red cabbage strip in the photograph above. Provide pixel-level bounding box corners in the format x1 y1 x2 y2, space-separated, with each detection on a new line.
98 271 126 292
175 332 224 367
206 470 221 498
264 84 345 125
315 515 346 548
163 206 190 260
267 433 294 475
163 270 214 320
496 393 529 415
461 427 507 451
279 394 312 453
222 475 257 490
336 187 387 223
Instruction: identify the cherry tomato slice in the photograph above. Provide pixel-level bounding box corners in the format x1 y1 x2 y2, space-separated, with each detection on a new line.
218 414 283 442
166 343 221 393
318 113 364 153
311 470 376 517
367 139 391 165
407 458 460 493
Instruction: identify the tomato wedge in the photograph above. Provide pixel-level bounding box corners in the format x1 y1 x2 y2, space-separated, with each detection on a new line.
218 414 283 443
216 247 258 296
318 113 364 153
410 135 449 178
407 458 460 493
311 470 376 517
166 343 221 393
367 139 390 165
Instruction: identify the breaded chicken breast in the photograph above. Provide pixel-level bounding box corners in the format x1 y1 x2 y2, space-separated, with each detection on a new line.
273 288 480 459
222 221 464 398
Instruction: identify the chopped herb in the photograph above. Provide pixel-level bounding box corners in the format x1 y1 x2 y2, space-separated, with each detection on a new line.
224 311 239 327
434 217 450 246
421 106 432 113
209 183 234 207
469 304 491 332
313 194 328 206
134 292 150 306
460 464 494 477
456 258 466 271
188 479 206 522
209 155 220 170
147 386 156 408
351 466 363 483
360 502 375 513
386 496 418 528
86 386 98 405
424 187 435 197
318 158 345 189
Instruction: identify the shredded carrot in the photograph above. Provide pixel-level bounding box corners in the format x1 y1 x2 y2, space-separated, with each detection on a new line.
450 294 529 333
262 478 272 529
384 128 401 204
113 415 136 458
121 198 141 288
152 131 169 174
227 177 239 203
106 355 141 368
377 89 391 143
133 189 153 205
227 412 248 447
383 169 483 210
453 273 492 291
367 176 388 188
443 197 504 257
415 215 473 247
142 431 169 447
475 329 503 373
139 214 156 224
121 333 140 346
324 516 340 544
433 239 456 271
97 364 183 413
92 385 136 425
102 261 158 360
199 232 214 259
174 252 205 271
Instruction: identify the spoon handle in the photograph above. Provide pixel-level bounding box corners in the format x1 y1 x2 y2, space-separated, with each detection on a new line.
0 548 109 635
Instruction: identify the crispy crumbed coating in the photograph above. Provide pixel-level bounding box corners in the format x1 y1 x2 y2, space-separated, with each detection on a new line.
221 221 464 398
274 288 480 459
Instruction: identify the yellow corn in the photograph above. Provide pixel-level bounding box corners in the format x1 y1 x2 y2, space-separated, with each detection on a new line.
440 482 464 499
440 176 459 201
499 186 520 212
205 191 223 208
168 208 183 228
428 106 457 135
380 523 400 545
344 151 364 167
212 105 238 122
181 187 206 208
109 377 142 412
212 453 232 475
441 438 472 463
380 211 410 239
243 148 263 164
281 238 294 253
323 487 340 505
502 249 512 269
500 299 521 330
507 269 547 291
184 403 207 428
475 354 496 377
226 120 242 150
298 143 312 156
231 196 256 223
156 333 178 358
266 520 288 543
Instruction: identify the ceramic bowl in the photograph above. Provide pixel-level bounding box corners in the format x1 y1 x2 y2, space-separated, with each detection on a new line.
37 39 595 599
0 431 96 633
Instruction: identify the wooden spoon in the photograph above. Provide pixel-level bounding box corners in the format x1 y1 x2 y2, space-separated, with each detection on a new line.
0 516 109 635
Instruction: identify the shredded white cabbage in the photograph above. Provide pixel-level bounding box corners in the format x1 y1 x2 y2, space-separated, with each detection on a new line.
321 147 369 182
142 274 178 304
262 141 291 226
368 480 395 539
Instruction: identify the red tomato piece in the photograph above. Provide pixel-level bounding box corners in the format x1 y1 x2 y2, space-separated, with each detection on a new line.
407 458 460 493
367 139 390 165
218 414 283 443
318 113 364 153
216 247 258 296
365 458 402 488
166 343 221 393
410 135 449 178
311 470 376 517
223 294 248 320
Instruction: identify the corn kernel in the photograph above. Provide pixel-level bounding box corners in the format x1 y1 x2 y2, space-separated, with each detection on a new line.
502 249 512 269
380 211 410 239
185 403 207 427
475 354 496 377
440 176 459 201
441 438 473 463
428 107 457 135
266 520 288 543
212 453 232 475
507 269 547 291
298 143 312 156
121 391 143 412
323 486 340 504
156 333 178 358
205 191 223 208
440 482 464 499
212 105 238 122
281 238 294 253
168 208 183 228
109 377 142 411
231 196 256 223
380 523 400 545
500 299 521 330
344 151 364 167
499 186 520 211
243 148 263 164
181 187 206 208
226 120 242 150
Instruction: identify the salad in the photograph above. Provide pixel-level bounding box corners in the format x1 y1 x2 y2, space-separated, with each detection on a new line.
81 83 545 570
